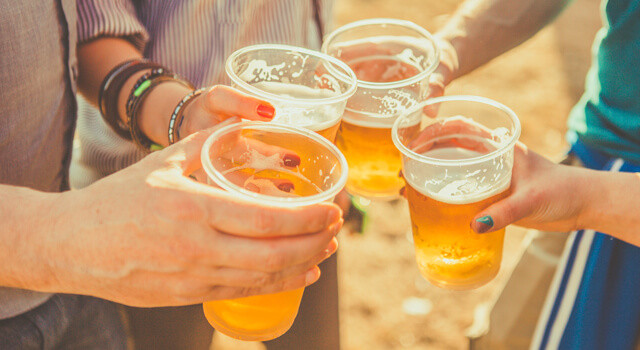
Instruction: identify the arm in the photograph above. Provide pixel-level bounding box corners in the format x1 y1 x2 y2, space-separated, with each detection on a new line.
429 0 573 97
75 1 274 147
471 145 640 247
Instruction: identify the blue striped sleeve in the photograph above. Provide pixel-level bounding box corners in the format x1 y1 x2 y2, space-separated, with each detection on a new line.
76 0 149 50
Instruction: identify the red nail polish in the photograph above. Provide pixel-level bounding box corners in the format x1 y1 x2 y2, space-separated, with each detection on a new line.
277 182 294 193
283 154 301 167
257 104 275 119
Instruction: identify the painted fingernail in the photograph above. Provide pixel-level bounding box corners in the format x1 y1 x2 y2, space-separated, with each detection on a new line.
277 182 294 193
257 104 275 119
398 170 404 178
399 186 406 197
474 215 494 233
283 154 301 167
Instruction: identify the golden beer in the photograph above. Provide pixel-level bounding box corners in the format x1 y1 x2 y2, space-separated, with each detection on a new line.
201 122 348 341
203 167 322 341
406 180 509 290
322 19 441 199
392 95 521 290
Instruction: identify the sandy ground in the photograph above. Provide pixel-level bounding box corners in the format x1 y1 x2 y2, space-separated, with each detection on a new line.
212 0 602 349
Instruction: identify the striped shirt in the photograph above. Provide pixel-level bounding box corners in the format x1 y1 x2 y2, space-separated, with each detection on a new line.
73 0 335 182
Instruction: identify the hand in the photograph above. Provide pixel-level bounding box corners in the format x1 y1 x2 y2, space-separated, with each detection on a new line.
46 122 342 307
470 143 589 233
179 85 275 138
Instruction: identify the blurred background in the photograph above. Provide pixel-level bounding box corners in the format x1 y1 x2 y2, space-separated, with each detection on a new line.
214 0 601 348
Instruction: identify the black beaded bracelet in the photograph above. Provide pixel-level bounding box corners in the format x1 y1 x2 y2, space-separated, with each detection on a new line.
98 59 158 139
168 88 206 145
125 69 195 151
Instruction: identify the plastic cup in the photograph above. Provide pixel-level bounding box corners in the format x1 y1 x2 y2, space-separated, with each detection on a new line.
200 121 348 341
226 44 357 142
322 18 440 199
392 95 521 290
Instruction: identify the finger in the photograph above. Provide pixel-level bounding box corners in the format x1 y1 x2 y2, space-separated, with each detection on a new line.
203 266 321 301
195 238 338 288
213 220 342 272
162 117 241 175
203 85 275 121
471 191 532 234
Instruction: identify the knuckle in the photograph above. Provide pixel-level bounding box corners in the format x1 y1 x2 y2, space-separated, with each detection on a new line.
253 210 277 235
263 249 287 272
252 272 278 287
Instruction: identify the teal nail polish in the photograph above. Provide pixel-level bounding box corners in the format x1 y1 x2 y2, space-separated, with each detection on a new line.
475 215 494 233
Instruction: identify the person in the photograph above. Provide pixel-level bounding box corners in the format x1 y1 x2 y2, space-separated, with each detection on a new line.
71 1 341 349
428 0 640 348
0 1 342 348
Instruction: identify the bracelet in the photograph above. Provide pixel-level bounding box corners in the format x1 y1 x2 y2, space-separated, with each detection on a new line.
168 88 206 145
126 69 194 151
98 59 158 139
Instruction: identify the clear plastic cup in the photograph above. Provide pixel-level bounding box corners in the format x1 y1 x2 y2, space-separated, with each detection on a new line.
226 44 357 142
322 18 440 199
392 95 520 290
200 121 348 341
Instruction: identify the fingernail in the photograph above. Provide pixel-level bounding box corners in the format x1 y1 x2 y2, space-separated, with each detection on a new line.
245 183 260 193
398 170 404 178
474 215 494 233
305 267 321 285
277 182 294 193
257 104 275 119
399 186 406 197
283 154 301 167
330 219 344 236
326 209 342 227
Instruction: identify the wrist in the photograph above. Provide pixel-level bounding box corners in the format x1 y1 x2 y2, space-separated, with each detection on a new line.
573 168 606 231
137 81 193 146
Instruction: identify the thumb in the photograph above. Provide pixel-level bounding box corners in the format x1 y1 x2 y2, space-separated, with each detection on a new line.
470 191 533 234
203 85 275 121
162 117 241 175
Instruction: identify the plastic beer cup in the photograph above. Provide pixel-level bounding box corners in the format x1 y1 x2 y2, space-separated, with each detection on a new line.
322 18 440 198
200 121 348 340
392 96 521 289
226 44 357 142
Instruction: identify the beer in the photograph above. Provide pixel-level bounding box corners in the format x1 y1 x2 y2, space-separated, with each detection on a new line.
203 167 321 341
253 81 345 142
336 117 402 197
393 95 520 290
404 150 510 289
322 19 441 199
201 122 348 341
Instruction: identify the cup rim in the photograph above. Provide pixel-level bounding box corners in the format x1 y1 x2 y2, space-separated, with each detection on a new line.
225 44 358 106
391 95 521 166
321 18 441 90
201 121 349 207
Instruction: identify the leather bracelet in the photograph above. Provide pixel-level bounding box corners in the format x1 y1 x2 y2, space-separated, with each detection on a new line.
126 69 195 151
168 88 206 145
99 59 158 139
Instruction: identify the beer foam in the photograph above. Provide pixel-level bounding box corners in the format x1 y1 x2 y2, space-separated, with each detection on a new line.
404 147 511 205
252 81 342 131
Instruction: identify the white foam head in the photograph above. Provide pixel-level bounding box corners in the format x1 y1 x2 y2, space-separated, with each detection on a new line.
404 147 512 204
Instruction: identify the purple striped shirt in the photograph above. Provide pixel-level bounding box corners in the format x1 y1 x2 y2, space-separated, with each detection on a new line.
73 0 334 180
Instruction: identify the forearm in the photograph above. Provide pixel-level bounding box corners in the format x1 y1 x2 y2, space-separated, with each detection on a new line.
578 171 640 245
0 185 62 291
77 37 192 146
438 0 572 79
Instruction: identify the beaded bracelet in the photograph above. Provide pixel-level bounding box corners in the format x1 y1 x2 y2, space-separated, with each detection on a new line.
126 69 194 151
168 88 206 145
98 59 158 139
